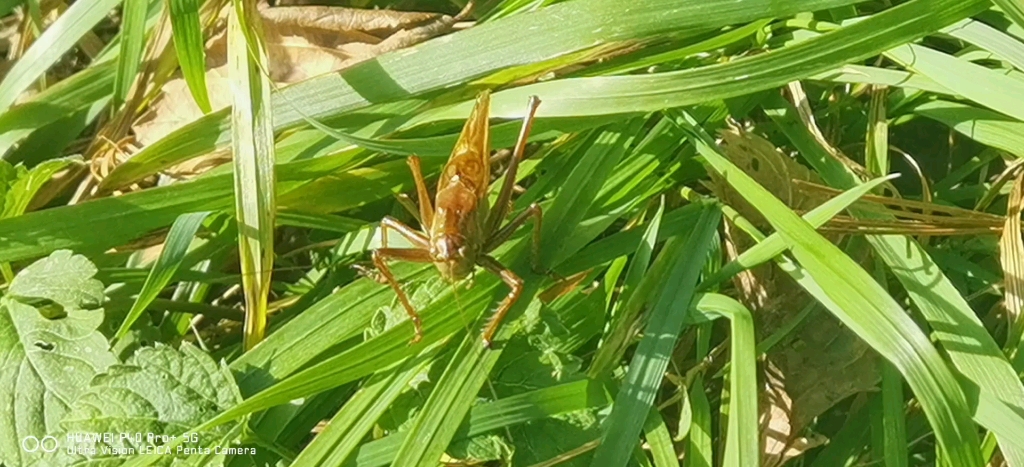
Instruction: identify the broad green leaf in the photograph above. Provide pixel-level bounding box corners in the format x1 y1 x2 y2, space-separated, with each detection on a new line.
41 343 243 466
0 251 118 467
8 250 105 310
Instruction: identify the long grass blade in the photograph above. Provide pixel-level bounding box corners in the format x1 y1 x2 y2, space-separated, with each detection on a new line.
765 96 1024 466
113 0 148 110
590 205 720 467
113 211 210 340
228 0 275 351
168 0 211 113
679 112 984 467
0 0 122 110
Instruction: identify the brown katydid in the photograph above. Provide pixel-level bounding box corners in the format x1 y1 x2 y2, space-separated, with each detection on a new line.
359 90 543 348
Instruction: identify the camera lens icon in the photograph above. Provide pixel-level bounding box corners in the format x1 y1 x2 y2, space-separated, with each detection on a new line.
21 436 59 453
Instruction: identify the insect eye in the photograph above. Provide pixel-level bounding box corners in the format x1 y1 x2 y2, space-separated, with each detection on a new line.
458 246 469 257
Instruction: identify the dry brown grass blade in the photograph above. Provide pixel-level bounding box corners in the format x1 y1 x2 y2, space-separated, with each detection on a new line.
793 179 999 219
1000 168 1024 351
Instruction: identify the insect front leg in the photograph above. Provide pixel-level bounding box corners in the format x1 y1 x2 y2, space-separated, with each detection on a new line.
370 247 434 345
407 155 435 228
355 216 430 282
484 203 542 272
477 255 525 349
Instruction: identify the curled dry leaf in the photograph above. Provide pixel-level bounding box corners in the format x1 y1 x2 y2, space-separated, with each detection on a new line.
132 3 471 176
710 127 879 466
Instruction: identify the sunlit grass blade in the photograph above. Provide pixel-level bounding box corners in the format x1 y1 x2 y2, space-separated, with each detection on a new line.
409 0 988 125
700 173 897 289
591 205 720 467
114 0 148 110
588 197 664 377
678 112 984 467
1001 171 1024 356
686 377 713 467
914 100 1024 160
344 378 611 467
871 362 909 467
292 349 438 467
765 95 1024 465
107 0 867 188
228 0 275 351
0 0 122 111
886 43 1024 122
0 61 115 159
690 293 758 467
113 211 210 340
993 0 1024 33
865 85 888 176
169 0 211 113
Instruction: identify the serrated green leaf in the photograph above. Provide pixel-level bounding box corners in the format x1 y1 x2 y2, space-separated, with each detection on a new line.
41 342 243 466
9 249 105 310
0 251 118 467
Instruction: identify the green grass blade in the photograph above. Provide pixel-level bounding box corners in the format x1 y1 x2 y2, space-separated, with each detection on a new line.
913 100 1024 159
590 205 720 467
113 0 148 110
679 113 984 467
942 19 1024 72
690 293 758 467
292 349 437 467
643 409 681 467
113 211 210 340
812 64 952 95
993 0 1024 33
105 0 865 188
0 61 115 160
169 0 211 113
228 0 276 351
588 197 664 377
873 362 909 467
0 0 122 111
765 96 1024 466
685 379 713 467
701 173 896 289
409 0 988 125
886 43 1024 122
343 379 610 467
